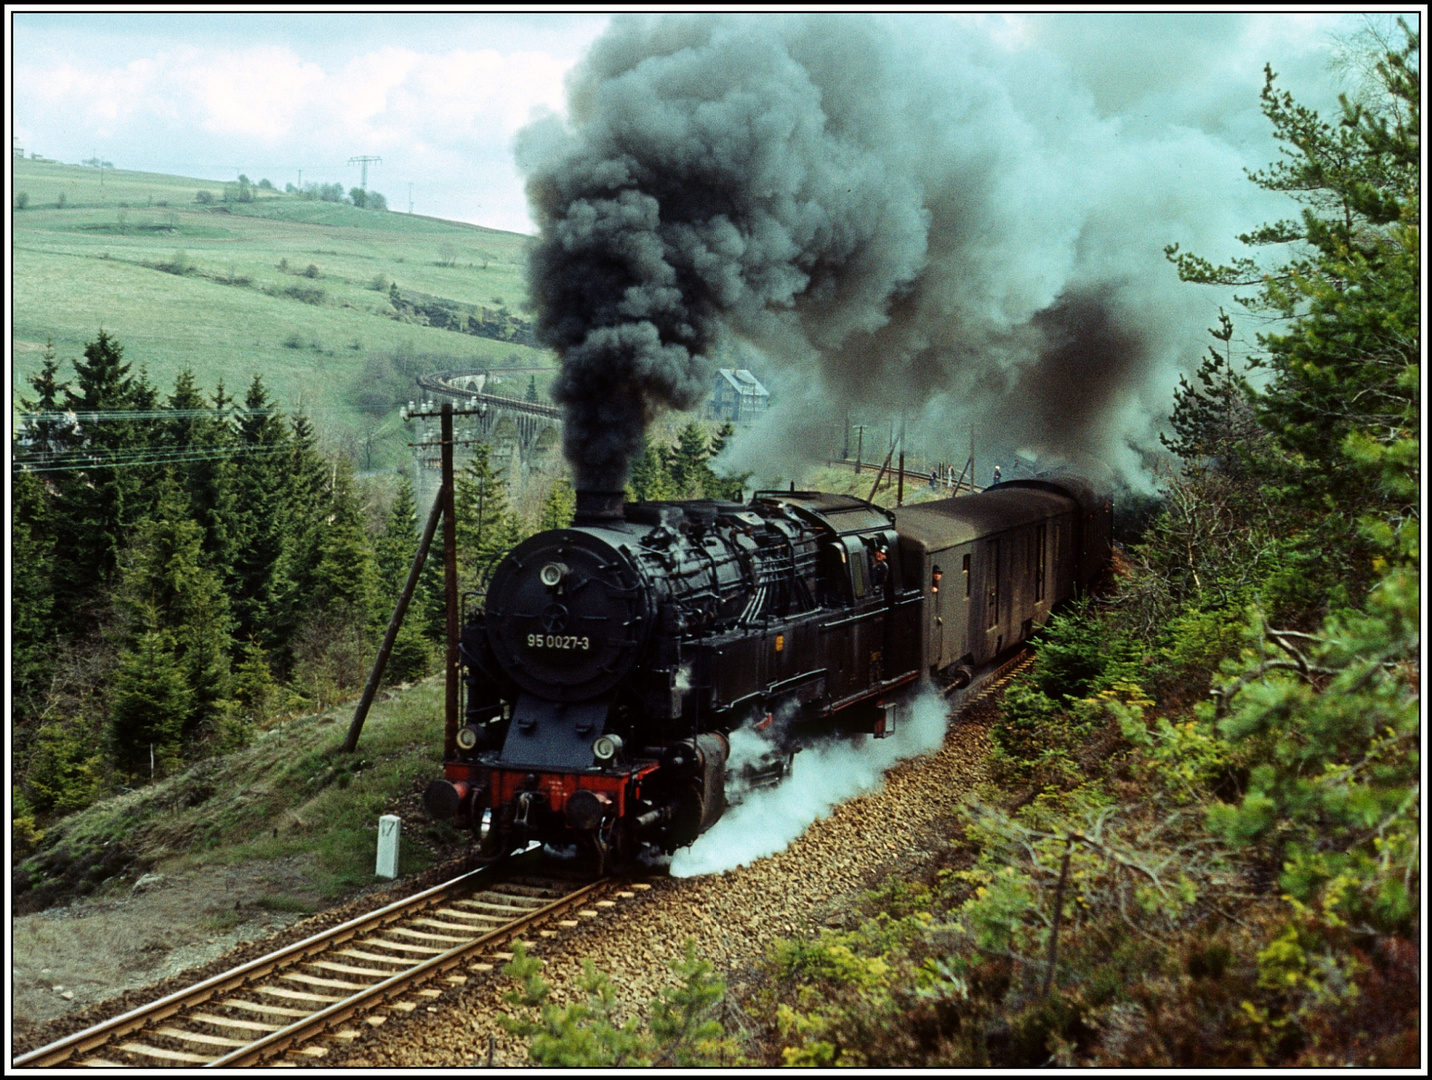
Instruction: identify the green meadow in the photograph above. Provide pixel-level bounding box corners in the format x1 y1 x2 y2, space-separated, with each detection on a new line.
12 157 553 467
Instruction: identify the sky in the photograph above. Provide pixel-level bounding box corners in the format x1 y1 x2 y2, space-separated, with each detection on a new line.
8 10 1409 236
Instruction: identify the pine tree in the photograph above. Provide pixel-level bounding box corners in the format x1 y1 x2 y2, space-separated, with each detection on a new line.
1165 22 1420 605
525 375 540 403
25 720 103 816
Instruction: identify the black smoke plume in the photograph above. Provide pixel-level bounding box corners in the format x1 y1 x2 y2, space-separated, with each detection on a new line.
519 14 1274 489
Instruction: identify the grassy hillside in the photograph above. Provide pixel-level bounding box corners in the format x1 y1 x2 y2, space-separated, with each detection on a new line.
14 675 457 911
12 157 553 467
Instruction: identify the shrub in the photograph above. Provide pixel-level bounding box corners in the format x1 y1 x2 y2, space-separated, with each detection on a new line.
284 284 325 305
303 263 320 279
15 190 28 209
167 250 190 275
195 189 214 204
24 720 103 816
56 191 67 209
500 939 740 1066
12 786 43 854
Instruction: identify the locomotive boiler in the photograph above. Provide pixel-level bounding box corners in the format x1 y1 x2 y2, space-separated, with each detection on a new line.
425 477 1111 869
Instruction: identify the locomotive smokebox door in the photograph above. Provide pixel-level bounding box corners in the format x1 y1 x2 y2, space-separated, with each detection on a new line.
500 693 613 769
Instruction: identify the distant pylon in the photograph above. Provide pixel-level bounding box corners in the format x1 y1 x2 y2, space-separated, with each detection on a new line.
349 155 382 190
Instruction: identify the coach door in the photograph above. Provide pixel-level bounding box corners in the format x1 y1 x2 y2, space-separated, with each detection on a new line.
984 538 1002 658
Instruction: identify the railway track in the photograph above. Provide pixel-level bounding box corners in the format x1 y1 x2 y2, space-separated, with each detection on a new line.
15 852 637 1069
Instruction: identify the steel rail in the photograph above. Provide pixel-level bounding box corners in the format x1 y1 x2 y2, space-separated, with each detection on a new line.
13 855 539 1068
206 874 611 1066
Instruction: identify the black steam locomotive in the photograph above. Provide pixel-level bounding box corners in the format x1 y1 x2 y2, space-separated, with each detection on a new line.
425 476 1111 869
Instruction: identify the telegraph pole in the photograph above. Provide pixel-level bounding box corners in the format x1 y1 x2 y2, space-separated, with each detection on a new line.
349 155 382 190
408 182 414 214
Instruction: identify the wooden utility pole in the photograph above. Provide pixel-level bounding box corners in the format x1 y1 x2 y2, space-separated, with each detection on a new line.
344 399 487 754
441 403 459 759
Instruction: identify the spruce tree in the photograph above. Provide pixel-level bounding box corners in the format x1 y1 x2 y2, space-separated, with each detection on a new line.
373 474 439 681
114 474 235 744
310 455 382 620
627 434 675 501
375 473 420 605
17 339 70 464
455 443 520 594
706 421 749 500
229 375 293 646
165 368 239 573
109 628 191 777
292 456 384 704
668 422 715 498
539 477 576 530
11 470 57 724
268 411 331 664
50 331 147 631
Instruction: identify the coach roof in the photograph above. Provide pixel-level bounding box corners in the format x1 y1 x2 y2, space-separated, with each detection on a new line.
893 487 1077 552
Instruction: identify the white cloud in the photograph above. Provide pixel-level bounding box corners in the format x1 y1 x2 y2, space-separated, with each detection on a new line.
12 14 605 232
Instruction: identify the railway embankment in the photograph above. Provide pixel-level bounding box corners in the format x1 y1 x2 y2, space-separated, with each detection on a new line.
12 674 470 1046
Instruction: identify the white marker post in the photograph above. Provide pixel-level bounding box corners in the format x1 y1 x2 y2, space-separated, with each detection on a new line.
377 814 401 879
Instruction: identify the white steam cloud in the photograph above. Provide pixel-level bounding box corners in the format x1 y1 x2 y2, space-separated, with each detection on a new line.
669 686 950 878
520 13 1329 492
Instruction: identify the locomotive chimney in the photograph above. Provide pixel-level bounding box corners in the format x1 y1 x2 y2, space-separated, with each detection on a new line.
573 489 626 526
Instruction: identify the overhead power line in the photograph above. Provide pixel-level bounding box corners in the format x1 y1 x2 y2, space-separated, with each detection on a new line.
13 442 299 473
17 405 377 424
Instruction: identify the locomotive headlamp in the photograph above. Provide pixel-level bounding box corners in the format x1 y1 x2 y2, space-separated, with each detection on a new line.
592 734 623 762
456 724 480 751
539 562 568 587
